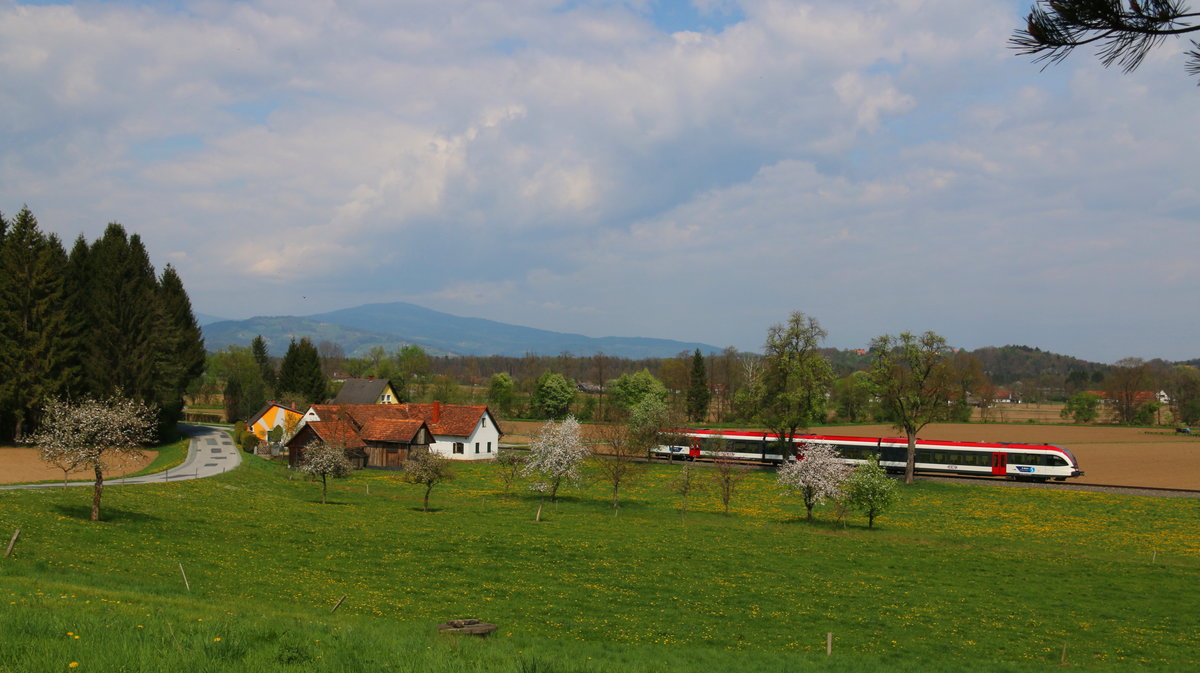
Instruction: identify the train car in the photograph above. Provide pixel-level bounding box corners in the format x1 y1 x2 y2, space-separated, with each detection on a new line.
650 428 1085 481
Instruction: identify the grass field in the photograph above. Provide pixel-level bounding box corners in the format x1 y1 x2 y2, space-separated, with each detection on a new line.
1 449 1197 672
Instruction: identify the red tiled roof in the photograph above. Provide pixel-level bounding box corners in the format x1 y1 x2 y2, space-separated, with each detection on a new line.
303 420 366 449
360 418 427 444
307 403 492 438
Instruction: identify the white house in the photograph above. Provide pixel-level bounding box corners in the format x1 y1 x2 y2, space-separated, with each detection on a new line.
301 401 502 462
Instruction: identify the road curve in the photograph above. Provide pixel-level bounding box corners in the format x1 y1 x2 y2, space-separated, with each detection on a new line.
0 424 240 491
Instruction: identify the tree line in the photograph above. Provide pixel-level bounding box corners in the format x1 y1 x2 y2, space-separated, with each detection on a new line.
0 207 205 442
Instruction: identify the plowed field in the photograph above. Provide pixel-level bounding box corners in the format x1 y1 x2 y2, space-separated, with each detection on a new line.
0 448 157 485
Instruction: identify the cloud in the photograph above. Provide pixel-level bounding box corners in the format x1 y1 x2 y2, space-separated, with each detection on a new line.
2 0 1198 362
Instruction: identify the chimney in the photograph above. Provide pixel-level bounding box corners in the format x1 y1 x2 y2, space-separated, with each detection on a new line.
432 400 441 424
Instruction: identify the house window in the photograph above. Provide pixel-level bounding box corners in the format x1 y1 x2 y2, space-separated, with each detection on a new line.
487 442 492 453
474 442 480 454
482 416 487 428
453 442 464 454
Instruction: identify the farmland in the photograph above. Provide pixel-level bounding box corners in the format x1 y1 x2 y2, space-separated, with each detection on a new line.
1 439 1197 672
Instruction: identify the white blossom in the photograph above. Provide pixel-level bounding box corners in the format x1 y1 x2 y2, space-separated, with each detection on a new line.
522 415 588 501
31 395 157 521
777 443 850 522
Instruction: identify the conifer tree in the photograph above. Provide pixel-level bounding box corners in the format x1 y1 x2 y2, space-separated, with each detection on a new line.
153 265 206 429
251 335 276 391
0 208 75 440
79 223 161 401
278 338 326 404
686 349 711 423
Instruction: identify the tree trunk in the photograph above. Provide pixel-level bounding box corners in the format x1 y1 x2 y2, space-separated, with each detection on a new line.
550 478 561 502
905 431 917 484
321 474 328 504
611 484 619 509
805 500 814 522
91 463 104 521
868 511 876 529
423 484 432 512
535 494 544 522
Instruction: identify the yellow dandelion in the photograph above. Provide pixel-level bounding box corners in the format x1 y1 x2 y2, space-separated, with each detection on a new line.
213 637 221 642
69 664 79 669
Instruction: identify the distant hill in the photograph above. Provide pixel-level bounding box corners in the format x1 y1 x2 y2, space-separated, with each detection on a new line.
194 312 229 327
201 301 722 359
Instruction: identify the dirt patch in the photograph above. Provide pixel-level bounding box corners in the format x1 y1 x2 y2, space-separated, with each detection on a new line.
0 447 158 485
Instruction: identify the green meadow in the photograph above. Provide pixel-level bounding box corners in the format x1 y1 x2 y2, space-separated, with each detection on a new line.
1 449 1197 672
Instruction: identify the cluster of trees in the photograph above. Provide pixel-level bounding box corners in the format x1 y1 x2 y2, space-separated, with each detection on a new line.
0 208 205 442
197 336 328 422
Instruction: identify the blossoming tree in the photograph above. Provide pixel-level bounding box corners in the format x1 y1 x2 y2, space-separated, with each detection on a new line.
299 441 353 504
33 395 157 521
522 415 587 502
777 443 849 522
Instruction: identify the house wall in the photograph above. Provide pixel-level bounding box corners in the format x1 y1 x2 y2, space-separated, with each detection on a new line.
430 416 501 461
251 406 303 441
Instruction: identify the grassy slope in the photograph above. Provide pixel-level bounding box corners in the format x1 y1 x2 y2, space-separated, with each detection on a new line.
0 457 1196 672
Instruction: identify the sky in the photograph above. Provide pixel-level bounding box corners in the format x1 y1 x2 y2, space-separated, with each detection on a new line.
2 0 1197 364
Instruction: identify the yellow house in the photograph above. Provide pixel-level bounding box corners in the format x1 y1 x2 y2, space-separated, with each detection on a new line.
247 402 305 443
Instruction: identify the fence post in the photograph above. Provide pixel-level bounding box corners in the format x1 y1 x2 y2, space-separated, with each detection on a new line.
826 632 832 655
4 529 20 558
331 595 347 613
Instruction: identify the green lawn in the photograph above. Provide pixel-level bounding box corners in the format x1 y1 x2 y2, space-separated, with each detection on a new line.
0 453 1196 672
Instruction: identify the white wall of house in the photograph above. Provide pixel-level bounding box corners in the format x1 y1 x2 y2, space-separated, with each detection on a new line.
430 414 501 461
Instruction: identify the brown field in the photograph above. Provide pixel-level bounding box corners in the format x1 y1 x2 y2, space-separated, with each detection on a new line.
0 447 157 485
500 419 1200 491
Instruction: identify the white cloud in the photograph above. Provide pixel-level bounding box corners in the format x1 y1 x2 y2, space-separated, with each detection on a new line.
1 0 1198 361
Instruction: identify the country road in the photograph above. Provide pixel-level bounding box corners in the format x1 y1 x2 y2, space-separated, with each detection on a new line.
0 424 240 491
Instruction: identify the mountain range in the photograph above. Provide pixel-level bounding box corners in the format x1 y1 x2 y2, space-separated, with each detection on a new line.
200 301 722 359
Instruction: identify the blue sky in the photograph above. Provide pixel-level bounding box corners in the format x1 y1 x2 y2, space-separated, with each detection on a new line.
2 0 1197 363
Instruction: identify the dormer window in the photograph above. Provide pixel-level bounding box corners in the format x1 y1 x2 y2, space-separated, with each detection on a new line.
482 416 487 428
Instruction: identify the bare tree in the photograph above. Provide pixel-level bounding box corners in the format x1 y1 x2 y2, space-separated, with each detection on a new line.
32 395 157 521
402 447 455 512
589 422 646 509
299 441 353 504
710 443 750 515
493 449 527 493
670 462 703 523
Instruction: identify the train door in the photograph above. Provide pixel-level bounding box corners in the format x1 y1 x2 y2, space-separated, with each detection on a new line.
990 452 1008 476
689 437 701 460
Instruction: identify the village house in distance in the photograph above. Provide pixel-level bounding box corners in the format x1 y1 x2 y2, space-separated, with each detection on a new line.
284 378 502 469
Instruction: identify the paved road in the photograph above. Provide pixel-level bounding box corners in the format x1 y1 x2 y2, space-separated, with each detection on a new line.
0 424 241 491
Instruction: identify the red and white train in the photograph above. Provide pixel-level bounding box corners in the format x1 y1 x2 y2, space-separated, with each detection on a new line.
650 428 1085 482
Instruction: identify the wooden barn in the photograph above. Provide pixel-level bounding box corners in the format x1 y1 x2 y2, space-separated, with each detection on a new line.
287 416 432 470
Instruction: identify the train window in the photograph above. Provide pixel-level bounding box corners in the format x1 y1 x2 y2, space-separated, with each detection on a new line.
1048 456 1067 466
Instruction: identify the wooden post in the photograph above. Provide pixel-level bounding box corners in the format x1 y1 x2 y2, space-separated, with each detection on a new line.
366 484 370 495
826 632 832 655
4 529 20 558
331 595 347 613
1060 642 1067 665
178 562 190 592
1152 550 1157 563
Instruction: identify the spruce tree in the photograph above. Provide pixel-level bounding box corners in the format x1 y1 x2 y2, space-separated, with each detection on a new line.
0 208 76 439
278 338 326 404
153 265 207 430
686 348 711 423
80 223 161 401
251 335 276 391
